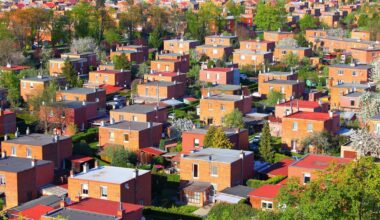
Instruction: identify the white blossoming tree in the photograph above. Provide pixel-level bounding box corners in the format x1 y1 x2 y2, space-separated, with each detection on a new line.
170 118 194 139
277 38 299 48
350 128 380 157
70 37 98 54
370 59 380 87
326 28 346 38
358 92 380 125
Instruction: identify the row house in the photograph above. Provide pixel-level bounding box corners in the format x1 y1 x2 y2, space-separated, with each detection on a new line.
0 109 16 136
163 39 200 54
181 127 249 153
249 184 282 211
351 47 380 64
2 133 72 170
305 29 328 41
351 30 376 41
195 44 234 60
61 52 97 68
151 53 190 73
0 156 54 208
110 104 168 124
319 12 340 27
136 81 186 101
20 75 65 102
199 67 240 85
273 46 312 61
328 63 373 85
110 45 149 64
88 69 132 87
258 79 305 100
179 148 253 206
330 82 375 109
116 45 149 61
282 111 340 152
99 121 162 152
263 31 295 43
233 50 273 67
49 57 88 76
56 87 106 109
199 94 252 126
68 165 151 205
275 99 329 119
200 84 251 97
239 40 276 52
40 100 98 131
144 71 187 83
205 35 238 47
258 71 298 84
309 36 378 53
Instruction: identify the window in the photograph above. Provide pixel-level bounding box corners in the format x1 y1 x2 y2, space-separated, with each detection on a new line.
30 83 34 88
11 146 16 156
124 134 129 142
220 104 225 111
145 88 149 96
206 73 210 79
119 115 124 121
292 122 298 131
194 139 200 147
193 164 199 178
337 70 344 75
376 124 380 135
26 148 32 158
216 74 220 80
240 55 246 60
95 98 99 103
280 87 285 94
281 50 287 55
22 82 26 89
350 100 355 106
81 184 89 195
61 111 65 118
165 65 169 71
246 44 251 49
307 123 313 132
0 175 5 185
269 86 273 91
213 49 218 55
62 95 67 101
252 55 257 61
303 173 311 184
211 166 218 176
104 75 109 82
208 103 212 110
109 132 115 141
186 192 201 204
179 43 183 48
100 186 107 198
352 71 357 76
261 201 273 210
75 96 79 101
132 115 137 121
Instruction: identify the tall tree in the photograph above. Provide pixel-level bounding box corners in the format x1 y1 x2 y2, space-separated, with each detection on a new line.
112 53 131 70
204 126 217 147
212 127 234 149
298 14 319 32
148 27 163 49
254 2 286 31
62 58 82 87
259 122 275 163
223 108 245 129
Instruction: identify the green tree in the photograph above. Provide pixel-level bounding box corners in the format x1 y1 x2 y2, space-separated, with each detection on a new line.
282 52 299 68
212 127 234 149
104 146 137 167
104 29 121 46
204 126 217 147
254 2 286 31
112 53 131 70
187 65 201 80
206 203 257 220
264 90 283 107
278 157 380 220
259 122 275 163
295 33 309 47
148 27 163 49
223 108 244 129
62 58 82 87
51 15 71 47
298 14 318 32
0 71 22 107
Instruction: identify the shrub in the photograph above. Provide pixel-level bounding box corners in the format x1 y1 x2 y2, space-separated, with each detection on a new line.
246 175 286 188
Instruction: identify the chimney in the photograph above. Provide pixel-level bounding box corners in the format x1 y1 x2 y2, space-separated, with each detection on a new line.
54 135 59 142
329 111 334 118
134 168 139 178
83 163 89 173
82 101 86 106
70 169 74 177
148 122 152 128
31 158 36 167
94 160 99 168
1 151 6 159
117 202 125 218
239 150 245 159
15 128 19 138
235 128 240 133
60 197 67 208
101 120 105 127
4 134 7 141
65 85 68 90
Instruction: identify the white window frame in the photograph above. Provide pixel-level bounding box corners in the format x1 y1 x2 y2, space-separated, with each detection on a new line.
292 122 298 131
211 166 218 177
261 200 273 210
192 163 199 178
307 123 313 132
303 173 311 184
109 132 115 141
11 146 16 156
26 148 32 158
81 184 89 196
100 186 107 199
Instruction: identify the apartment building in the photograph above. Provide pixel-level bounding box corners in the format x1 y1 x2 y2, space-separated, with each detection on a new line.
144 71 187 83
273 46 312 61
200 84 250 97
330 82 375 109
275 99 329 119
151 53 190 73
88 69 131 87
328 63 373 85
263 31 295 43
136 81 186 101
49 57 88 76
164 39 200 54
239 40 275 52
20 75 65 101
110 104 168 123
258 79 305 99
56 87 106 109
0 109 16 136
258 71 298 84
199 67 240 85
233 50 273 67
60 52 97 68
195 44 234 60
204 35 238 47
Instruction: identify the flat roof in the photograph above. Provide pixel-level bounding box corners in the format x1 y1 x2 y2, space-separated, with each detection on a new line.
220 185 254 198
10 195 61 212
210 84 242 91
47 101 97 109
21 75 63 82
112 104 166 114
248 184 282 199
197 44 232 49
143 81 182 87
276 99 321 109
332 82 374 89
330 63 373 69
43 208 115 220
290 154 352 170
182 148 253 164
185 127 245 136
165 39 198 43
0 157 51 173
206 35 237 39
104 120 161 131
59 87 105 95
285 111 333 121
71 166 149 184
234 50 271 55
203 93 246 101
202 67 234 72
276 46 310 50
261 71 295 76
344 92 363 97
3 133 70 146
50 57 86 62
263 79 301 85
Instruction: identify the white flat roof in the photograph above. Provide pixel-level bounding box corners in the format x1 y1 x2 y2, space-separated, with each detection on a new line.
71 166 150 184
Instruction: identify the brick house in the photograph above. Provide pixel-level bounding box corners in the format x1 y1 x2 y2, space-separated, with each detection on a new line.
98 121 162 152
204 35 238 47
164 39 200 54
0 156 54 208
249 184 282 211
309 36 376 53
200 84 251 97
114 44 149 62
340 142 359 159
259 79 305 99
144 71 187 83
68 165 151 205
20 75 65 102
110 49 146 64
258 71 298 84
195 45 234 60
40 101 98 131
136 81 186 101
319 12 340 27
330 82 375 109
275 99 329 119
351 30 373 41
61 52 97 68
88 69 132 87
233 50 273 67
263 31 295 43
305 29 328 41
0 109 16 136
49 57 88 76
281 111 340 152
199 67 240 85
2 133 72 169
151 53 190 73
351 47 380 64
181 127 249 153
328 63 373 85
56 87 106 109
239 40 275 52
110 104 168 124
368 114 380 136
38 198 144 220
273 46 312 61
288 154 352 184
199 94 252 126
180 148 253 192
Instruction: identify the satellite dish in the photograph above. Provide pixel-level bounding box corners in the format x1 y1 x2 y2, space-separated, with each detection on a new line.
124 183 129 189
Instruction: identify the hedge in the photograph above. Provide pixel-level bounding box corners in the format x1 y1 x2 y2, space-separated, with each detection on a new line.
143 206 201 220
72 127 99 143
246 175 286 188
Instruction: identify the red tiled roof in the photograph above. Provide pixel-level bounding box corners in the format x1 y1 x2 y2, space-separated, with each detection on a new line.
99 84 123 95
291 154 352 170
276 100 321 109
141 147 165 155
0 65 31 71
68 198 143 216
262 159 295 177
18 205 54 220
285 112 333 121
268 115 282 123
249 184 282 199
184 97 198 102
44 2 55 8
203 67 234 72
68 155 94 164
